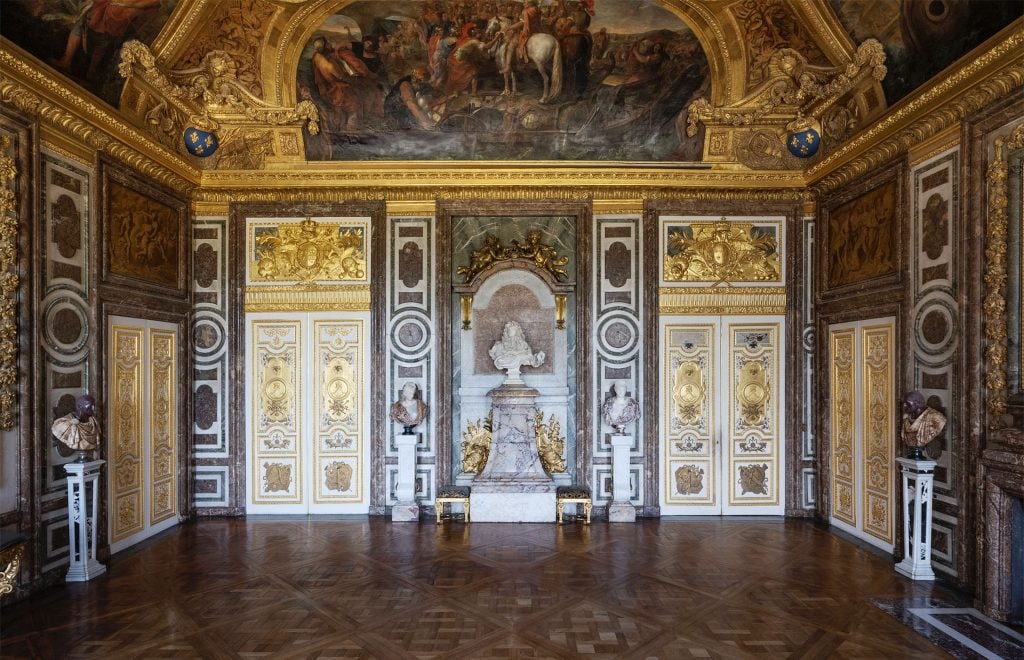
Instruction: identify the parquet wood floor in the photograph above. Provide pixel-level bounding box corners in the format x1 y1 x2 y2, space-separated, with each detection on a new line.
0 519 955 659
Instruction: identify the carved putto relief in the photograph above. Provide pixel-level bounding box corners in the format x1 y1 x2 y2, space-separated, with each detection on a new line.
458 230 569 283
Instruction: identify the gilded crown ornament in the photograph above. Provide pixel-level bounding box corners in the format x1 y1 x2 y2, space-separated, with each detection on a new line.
664 220 780 283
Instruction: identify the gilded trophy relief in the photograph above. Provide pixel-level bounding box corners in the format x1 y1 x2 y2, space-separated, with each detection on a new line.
674 465 705 496
251 219 367 283
262 462 293 493
534 410 567 475
664 221 781 283
737 463 769 496
324 461 354 493
259 356 295 427
460 411 493 475
672 361 706 427
736 359 770 428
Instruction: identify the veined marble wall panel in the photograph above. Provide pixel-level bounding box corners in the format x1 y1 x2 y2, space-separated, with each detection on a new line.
801 217 816 509
910 148 960 577
593 215 643 505
39 149 92 568
192 217 232 510
385 216 435 506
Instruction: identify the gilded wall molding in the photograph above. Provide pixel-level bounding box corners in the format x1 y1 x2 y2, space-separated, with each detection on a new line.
658 286 787 315
984 125 1024 429
0 134 16 429
0 46 197 193
243 284 371 313
809 25 1024 193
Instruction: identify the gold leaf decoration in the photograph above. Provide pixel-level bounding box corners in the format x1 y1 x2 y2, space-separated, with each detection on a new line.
0 134 17 429
263 462 292 493
675 465 704 495
672 361 705 425
664 221 780 283
534 410 567 474
460 411 493 474
457 230 569 283
253 219 366 283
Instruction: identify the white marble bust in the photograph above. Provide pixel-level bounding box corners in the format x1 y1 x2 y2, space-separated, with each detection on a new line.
389 382 428 432
602 381 640 433
489 321 545 384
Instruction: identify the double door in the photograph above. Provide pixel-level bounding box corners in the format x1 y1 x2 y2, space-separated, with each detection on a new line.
107 317 179 553
660 316 785 515
246 312 369 514
828 318 896 551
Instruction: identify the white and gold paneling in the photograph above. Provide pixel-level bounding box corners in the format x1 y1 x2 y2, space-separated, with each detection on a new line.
828 318 896 552
244 215 371 514
660 317 784 515
108 317 180 554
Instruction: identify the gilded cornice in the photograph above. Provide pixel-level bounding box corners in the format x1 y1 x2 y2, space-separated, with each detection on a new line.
0 43 198 192
807 23 1024 193
659 286 787 315
908 123 961 166
592 199 645 216
386 201 437 217
788 0 858 64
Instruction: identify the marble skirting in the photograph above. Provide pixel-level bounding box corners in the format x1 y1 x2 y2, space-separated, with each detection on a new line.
874 595 1024 659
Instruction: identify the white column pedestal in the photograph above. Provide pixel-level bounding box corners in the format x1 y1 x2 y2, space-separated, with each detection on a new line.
608 434 635 522
64 459 106 582
895 457 936 581
392 433 420 522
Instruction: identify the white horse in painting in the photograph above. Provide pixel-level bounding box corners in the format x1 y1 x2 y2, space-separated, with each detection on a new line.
488 21 563 104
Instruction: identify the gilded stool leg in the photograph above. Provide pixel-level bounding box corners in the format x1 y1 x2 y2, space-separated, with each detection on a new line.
435 501 442 524
584 501 592 524
557 501 564 524
464 499 470 523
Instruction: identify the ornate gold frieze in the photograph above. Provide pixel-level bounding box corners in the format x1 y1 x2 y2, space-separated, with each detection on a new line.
810 28 1024 192
658 287 786 315
672 361 706 425
534 411 567 475
118 41 318 149
664 221 780 283
244 282 370 312
460 411 493 474
0 134 17 430
0 47 196 192
251 219 366 283
984 125 1024 429
458 231 569 284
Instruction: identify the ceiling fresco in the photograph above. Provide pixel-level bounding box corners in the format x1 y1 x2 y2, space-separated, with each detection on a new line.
829 0 1022 105
0 0 179 107
297 0 710 161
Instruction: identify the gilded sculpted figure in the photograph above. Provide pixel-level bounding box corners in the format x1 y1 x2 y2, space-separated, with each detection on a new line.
901 390 946 460
460 411 493 474
534 410 567 474
51 394 101 459
390 382 428 433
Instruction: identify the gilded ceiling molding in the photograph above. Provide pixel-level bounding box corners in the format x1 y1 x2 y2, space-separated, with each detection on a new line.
787 0 860 64
908 123 961 166
385 201 437 216
0 47 197 192
592 199 645 215
983 125 1024 434
0 134 17 430
808 26 1024 193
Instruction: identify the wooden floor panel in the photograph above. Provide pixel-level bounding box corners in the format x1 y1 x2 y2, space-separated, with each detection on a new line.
0 519 953 659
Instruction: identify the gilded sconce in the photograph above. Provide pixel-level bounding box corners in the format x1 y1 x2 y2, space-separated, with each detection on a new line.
460 295 473 330
555 294 567 330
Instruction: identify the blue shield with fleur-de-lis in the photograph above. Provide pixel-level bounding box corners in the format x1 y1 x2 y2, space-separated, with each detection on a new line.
183 127 219 157
786 127 820 158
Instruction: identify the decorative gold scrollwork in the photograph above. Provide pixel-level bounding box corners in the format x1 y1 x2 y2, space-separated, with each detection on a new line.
673 361 705 425
460 411 493 474
664 221 780 283
0 135 17 430
263 462 292 493
0 543 23 596
253 219 366 283
674 465 705 495
738 463 769 495
260 356 293 423
534 410 567 474
322 356 356 422
457 230 569 283
324 461 353 492
737 360 770 426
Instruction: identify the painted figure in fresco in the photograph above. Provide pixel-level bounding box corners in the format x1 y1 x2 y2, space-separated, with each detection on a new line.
900 390 946 460
390 382 429 433
53 0 161 80
310 35 383 132
52 394 101 457
602 381 640 434
385 67 437 130
443 23 497 99
489 321 545 383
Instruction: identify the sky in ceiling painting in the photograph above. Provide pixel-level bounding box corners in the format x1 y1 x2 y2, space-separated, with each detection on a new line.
0 0 179 108
298 0 710 161
829 0 1021 106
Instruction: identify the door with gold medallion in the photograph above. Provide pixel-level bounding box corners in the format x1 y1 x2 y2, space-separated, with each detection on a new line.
660 316 785 515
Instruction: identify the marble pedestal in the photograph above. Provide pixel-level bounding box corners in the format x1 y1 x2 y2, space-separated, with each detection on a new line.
608 434 636 522
470 383 556 522
895 457 937 580
64 459 106 582
392 433 420 522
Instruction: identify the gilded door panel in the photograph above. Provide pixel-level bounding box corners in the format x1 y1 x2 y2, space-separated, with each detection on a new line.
149 329 177 525
830 328 857 527
251 320 302 504
313 320 364 504
110 325 144 543
861 324 894 545
663 324 716 508
726 322 781 509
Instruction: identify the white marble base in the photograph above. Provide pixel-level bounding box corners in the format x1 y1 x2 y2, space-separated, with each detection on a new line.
455 472 476 487
608 502 636 522
895 561 936 581
470 491 556 522
66 558 106 582
391 503 420 522
552 472 572 487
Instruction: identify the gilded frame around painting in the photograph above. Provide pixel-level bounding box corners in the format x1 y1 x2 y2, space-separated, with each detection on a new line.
819 161 905 299
98 156 189 300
